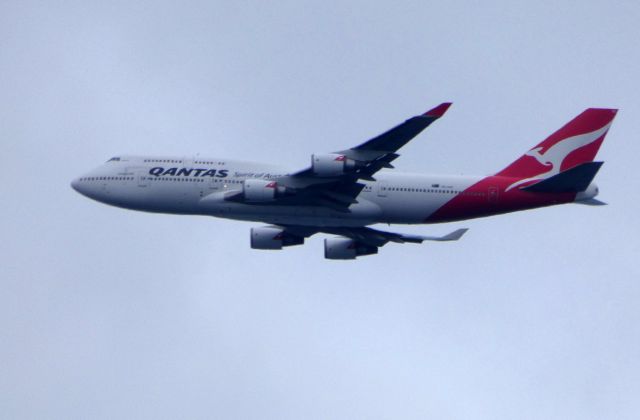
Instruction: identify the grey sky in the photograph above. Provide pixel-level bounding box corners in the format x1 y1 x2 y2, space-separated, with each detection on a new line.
1 1 639 419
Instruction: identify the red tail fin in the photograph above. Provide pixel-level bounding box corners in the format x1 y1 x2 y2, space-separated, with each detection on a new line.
497 108 617 182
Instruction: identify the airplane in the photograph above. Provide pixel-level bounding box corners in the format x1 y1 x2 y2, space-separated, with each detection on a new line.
71 103 617 259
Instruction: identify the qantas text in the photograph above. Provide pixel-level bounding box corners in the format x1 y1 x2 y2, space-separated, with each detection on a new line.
149 167 229 178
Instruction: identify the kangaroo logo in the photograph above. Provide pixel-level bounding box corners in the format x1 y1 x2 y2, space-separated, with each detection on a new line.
505 122 611 191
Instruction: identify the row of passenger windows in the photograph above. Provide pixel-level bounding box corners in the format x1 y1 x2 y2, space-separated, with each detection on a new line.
143 159 183 163
194 160 226 165
141 159 228 165
141 177 244 183
146 177 205 182
80 176 133 181
384 187 485 196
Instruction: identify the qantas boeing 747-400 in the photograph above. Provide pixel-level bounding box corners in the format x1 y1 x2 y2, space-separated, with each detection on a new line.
71 103 616 259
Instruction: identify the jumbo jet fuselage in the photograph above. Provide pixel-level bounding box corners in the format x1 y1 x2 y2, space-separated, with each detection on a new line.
71 156 597 226
71 104 615 259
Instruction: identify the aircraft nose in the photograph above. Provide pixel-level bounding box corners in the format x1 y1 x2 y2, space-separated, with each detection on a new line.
71 176 92 197
71 177 81 192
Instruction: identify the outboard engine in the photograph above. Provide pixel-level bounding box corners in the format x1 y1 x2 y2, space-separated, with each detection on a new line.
311 154 363 177
324 237 378 260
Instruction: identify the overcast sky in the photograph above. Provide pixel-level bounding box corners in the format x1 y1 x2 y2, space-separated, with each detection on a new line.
2 1 639 419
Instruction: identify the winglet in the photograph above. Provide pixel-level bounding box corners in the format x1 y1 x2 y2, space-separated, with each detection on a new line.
423 102 452 118
438 228 468 241
420 228 468 242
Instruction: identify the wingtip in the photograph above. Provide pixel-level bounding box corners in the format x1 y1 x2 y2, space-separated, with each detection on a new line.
423 102 453 118
426 227 468 242
445 228 468 241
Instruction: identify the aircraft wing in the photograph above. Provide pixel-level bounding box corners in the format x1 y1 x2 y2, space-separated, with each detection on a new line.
321 226 468 247
278 102 451 187
281 225 468 247
273 102 452 208
340 102 453 156
247 224 467 259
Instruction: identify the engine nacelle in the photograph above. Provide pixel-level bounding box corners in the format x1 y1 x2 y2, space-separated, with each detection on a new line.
243 179 286 202
251 226 304 250
324 237 378 260
311 153 362 177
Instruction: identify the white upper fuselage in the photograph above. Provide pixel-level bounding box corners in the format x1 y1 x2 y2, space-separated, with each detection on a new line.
71 155 483 227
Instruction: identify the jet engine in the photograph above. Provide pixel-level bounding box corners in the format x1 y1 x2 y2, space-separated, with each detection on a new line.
324 237 378 260
311 153 363 177
250 226 304 250
243 179 289 202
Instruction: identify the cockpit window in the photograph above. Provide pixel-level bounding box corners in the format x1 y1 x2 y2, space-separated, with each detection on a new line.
107 157 121 162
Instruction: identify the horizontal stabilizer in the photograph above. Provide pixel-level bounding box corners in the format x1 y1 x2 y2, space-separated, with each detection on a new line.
522 162 603 193
575 198 607 206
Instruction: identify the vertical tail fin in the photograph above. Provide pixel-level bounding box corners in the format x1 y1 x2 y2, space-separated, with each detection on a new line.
497 108 617 190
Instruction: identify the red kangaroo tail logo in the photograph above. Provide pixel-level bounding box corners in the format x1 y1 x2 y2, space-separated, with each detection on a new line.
497 108 617 191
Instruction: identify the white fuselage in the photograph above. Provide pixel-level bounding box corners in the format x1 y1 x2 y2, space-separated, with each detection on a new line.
71 155 483 227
